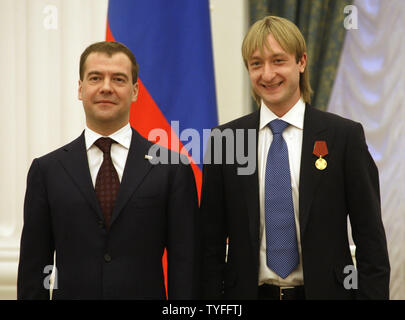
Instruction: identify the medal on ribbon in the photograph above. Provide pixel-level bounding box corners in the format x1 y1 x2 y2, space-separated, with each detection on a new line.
313 141 328 170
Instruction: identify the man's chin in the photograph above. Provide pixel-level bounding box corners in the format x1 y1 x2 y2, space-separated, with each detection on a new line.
262 96 285 108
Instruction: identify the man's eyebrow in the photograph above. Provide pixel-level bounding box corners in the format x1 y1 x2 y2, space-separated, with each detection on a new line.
271 53 288 58
271 52 288 58
249 52 288 60
111 72 129 79
86 71 102 77
86 71 129 79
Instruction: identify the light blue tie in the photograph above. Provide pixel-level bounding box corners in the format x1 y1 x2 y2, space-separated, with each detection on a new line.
265 119 299 279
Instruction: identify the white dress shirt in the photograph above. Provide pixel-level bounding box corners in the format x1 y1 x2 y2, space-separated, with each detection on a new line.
85 123 132 187
258 98 305 287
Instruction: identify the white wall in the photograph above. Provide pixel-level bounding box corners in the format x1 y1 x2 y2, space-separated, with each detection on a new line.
0 0 110 299
0 0 249 299
210 0 250 124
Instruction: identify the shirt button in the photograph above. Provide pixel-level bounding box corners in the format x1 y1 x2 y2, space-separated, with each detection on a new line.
98 220 105 229
104 254 112 262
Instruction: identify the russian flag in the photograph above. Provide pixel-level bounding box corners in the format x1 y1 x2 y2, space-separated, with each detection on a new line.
106 0 217 297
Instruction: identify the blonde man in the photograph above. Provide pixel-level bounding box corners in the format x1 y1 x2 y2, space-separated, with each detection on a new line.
201 16 390 300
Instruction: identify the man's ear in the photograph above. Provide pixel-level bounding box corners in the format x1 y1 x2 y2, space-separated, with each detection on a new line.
132 81 139 102
78 80 83 100
298 53 307 73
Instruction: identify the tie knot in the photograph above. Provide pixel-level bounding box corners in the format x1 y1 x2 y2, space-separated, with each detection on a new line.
94 137 114 154
268 119 289 134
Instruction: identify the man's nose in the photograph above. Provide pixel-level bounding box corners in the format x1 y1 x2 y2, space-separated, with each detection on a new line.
262 62 276 82
100 78 113 94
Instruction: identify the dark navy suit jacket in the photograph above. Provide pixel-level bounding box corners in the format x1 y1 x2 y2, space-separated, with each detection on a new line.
18 128 199 299
201 105 390 299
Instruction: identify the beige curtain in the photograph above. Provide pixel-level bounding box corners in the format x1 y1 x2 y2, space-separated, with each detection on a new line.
329 0 405 300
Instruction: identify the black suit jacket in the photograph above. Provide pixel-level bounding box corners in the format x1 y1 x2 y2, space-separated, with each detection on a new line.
201 105 390 299
18 128 199 299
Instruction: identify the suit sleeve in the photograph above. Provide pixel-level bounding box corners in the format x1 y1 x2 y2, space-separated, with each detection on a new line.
166 158 199 299
200 132 228 299
17 159 54 300
345 123 390 299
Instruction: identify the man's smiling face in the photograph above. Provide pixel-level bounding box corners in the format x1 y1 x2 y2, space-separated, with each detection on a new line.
247 33 306 116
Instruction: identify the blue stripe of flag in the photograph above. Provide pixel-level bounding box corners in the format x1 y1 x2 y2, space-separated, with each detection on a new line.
108 0 218 166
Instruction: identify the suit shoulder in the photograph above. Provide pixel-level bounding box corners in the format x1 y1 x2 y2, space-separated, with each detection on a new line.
33 135 84 165
310 107 362 129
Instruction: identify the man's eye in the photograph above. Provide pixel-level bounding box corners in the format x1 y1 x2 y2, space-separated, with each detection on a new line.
114 78 125 82
250 61 261 67
274 59 285 64
89 76 100 81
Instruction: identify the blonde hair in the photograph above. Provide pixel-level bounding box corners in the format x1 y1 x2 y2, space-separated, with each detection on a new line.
242 16 313 106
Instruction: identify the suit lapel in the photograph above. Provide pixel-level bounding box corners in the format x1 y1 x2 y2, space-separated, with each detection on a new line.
58 132 103 221
298 105 332 237
240 110 261 253
110 128 154 226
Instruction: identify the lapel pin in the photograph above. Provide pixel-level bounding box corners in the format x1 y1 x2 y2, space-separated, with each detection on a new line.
313 140 328 170
144 154 153 160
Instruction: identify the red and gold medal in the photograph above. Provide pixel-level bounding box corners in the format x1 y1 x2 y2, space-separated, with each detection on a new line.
313 141 328 170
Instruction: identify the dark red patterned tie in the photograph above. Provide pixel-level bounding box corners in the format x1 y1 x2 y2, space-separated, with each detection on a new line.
94 137 120 228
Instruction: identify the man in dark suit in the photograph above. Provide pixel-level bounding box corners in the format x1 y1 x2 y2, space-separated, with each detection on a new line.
201 16 390 300
17 41 199 299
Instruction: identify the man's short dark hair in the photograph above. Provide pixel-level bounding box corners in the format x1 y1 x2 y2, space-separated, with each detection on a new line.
80 41 139 84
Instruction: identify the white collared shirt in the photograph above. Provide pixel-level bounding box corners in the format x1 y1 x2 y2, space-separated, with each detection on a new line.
258 98 305 287
85 123 132 187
